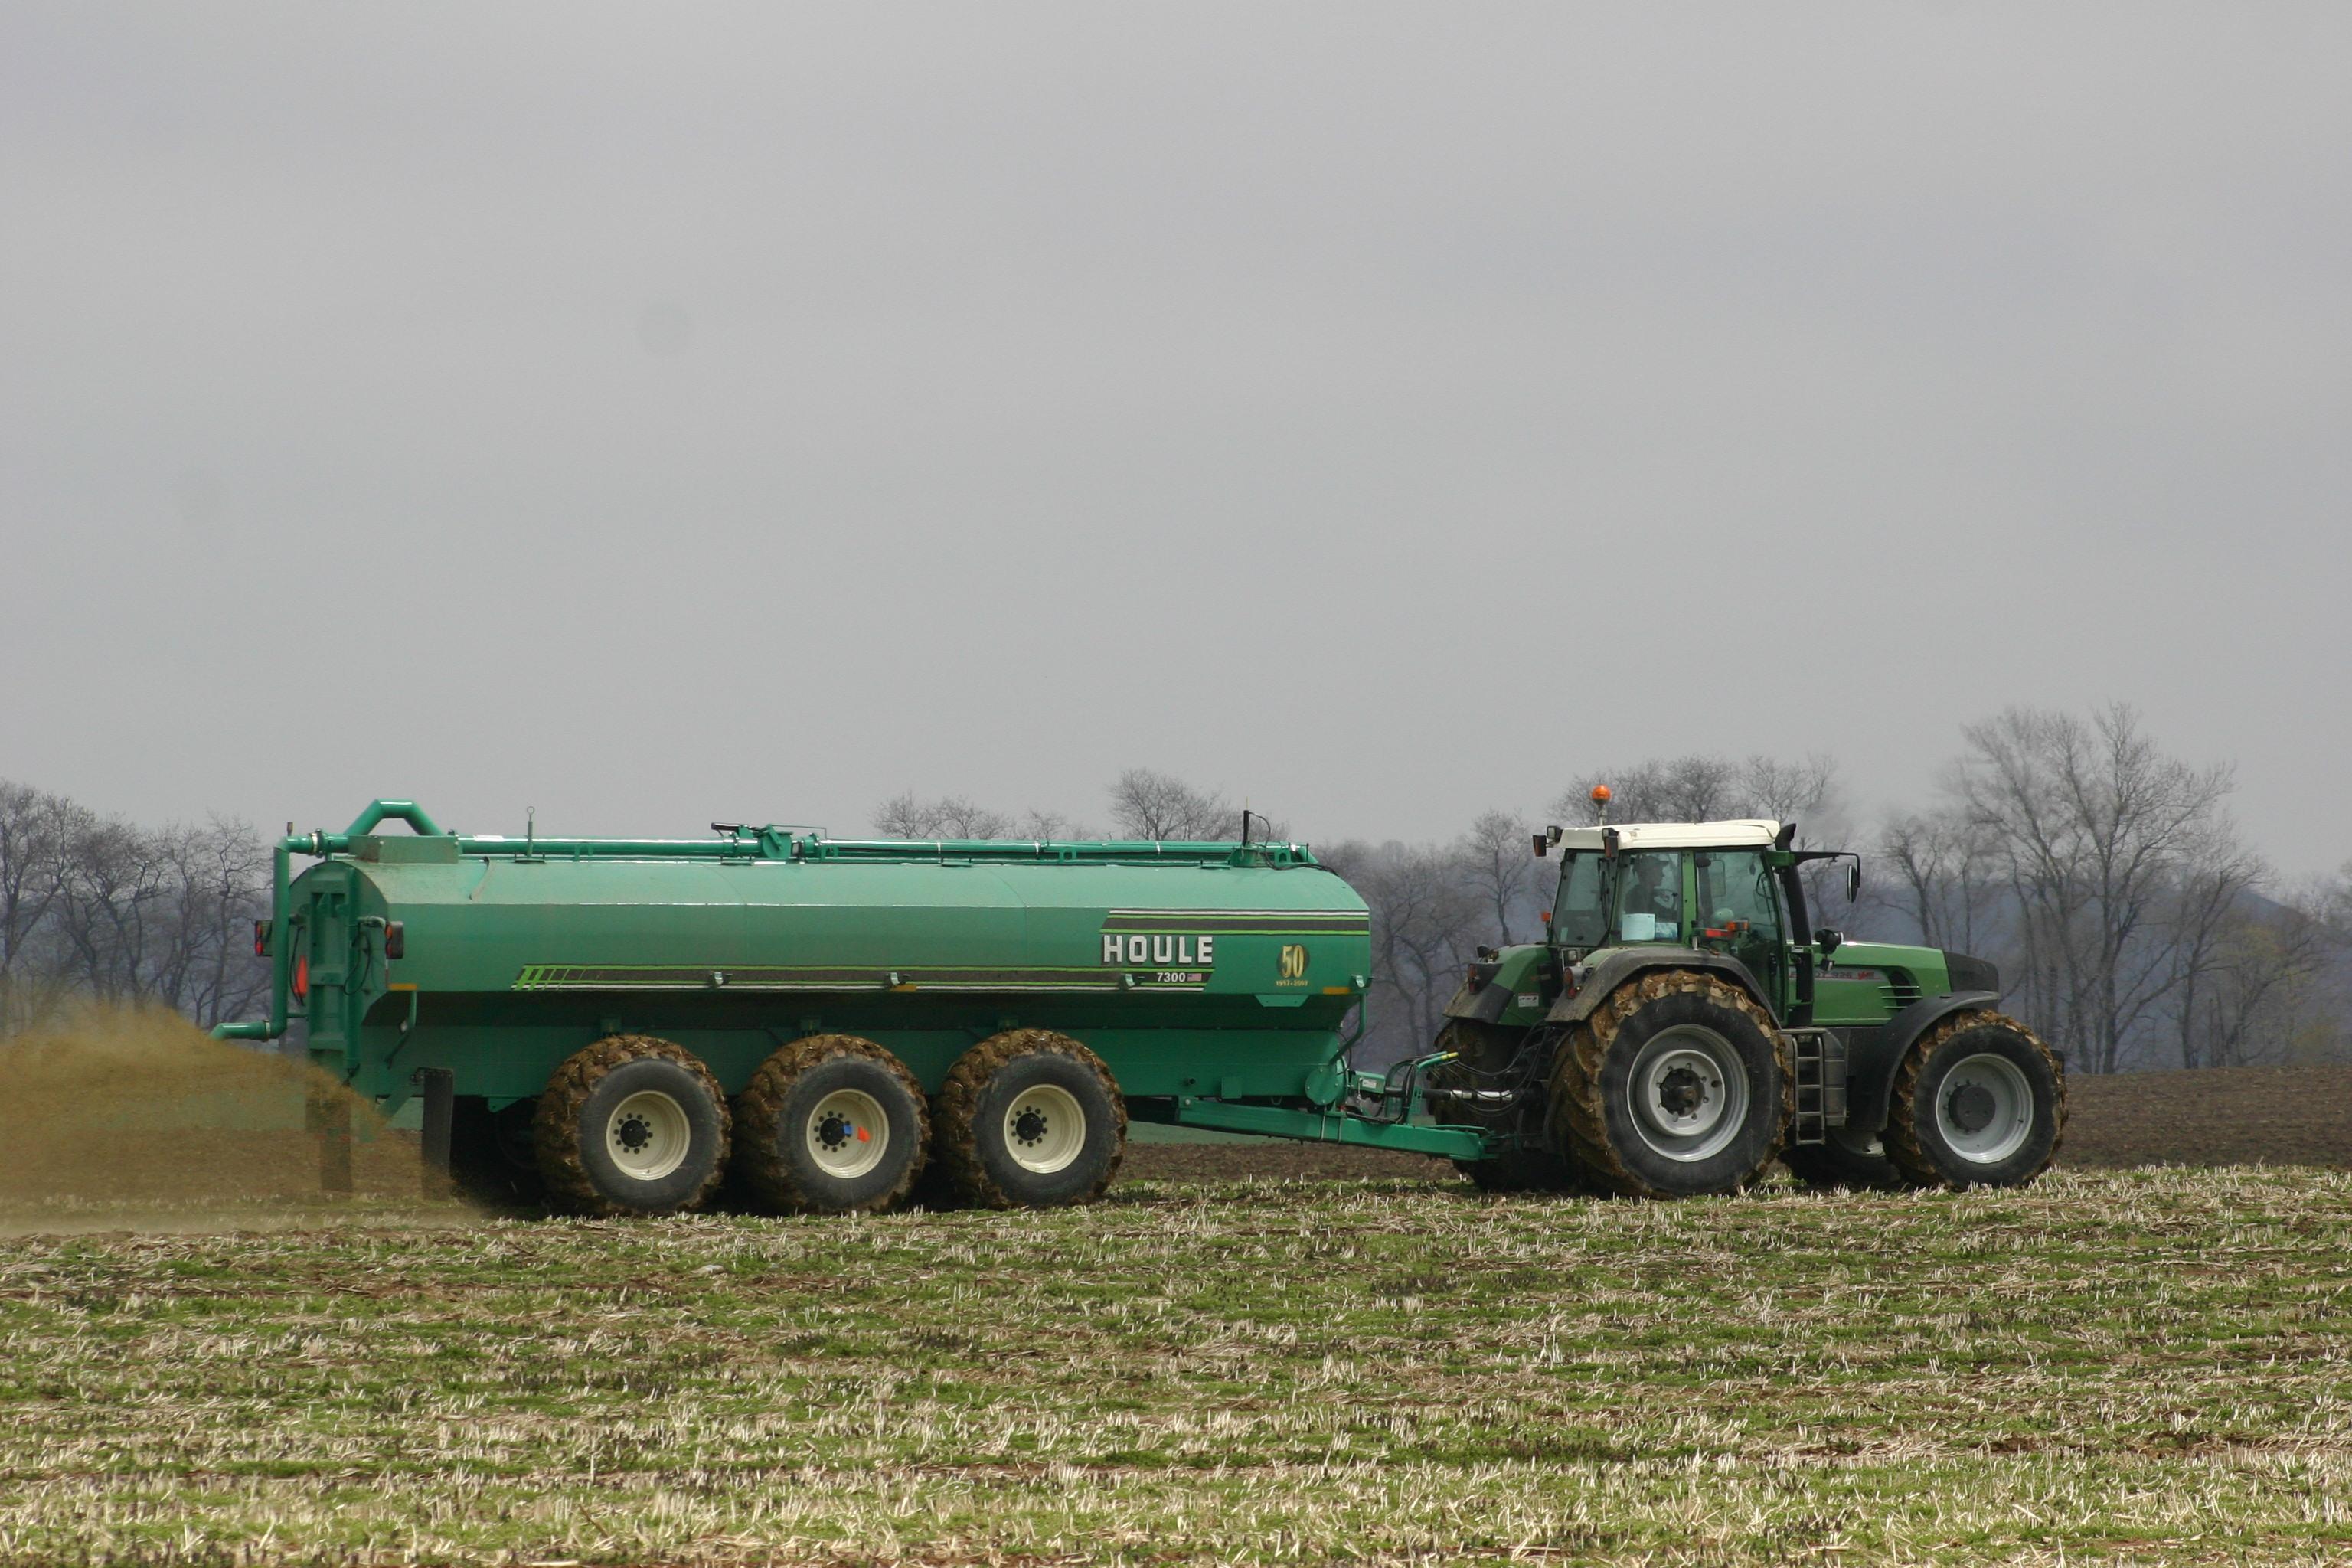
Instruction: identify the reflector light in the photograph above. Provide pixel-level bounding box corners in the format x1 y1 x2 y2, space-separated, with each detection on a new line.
293 955 309 1000
253 920 268 957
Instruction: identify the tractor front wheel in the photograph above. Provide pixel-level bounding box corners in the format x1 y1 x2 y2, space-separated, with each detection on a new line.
534 1035 730 1216
1549 972 1788 1197
933 1030 1125 1209
731 1034 928 1215
1884 1011 2064 1188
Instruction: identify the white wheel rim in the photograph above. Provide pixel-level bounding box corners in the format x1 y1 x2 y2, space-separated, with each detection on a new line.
805 1088 889 1179
1936 1051 2034 1165
1001 1083 1086 1174
1625 1025 1752 1164
606 1089 692 1181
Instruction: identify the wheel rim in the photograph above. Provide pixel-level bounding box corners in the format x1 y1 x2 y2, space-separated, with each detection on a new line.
1625 1024 1752 1164
1935 1051 2034 1165
1001 1083 1086 1174
805 1088 889 1179
606 1089 692 1181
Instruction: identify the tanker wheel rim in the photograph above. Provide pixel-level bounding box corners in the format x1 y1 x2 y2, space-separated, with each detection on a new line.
805 1088 890 1180
1625 1024 1750 1164
1001 1083 1086 1174
606 1089 693 1182
1935 1051 2034 1165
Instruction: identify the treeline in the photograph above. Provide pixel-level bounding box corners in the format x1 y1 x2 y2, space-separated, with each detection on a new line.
9 703 2345 1070
0 781 271 1036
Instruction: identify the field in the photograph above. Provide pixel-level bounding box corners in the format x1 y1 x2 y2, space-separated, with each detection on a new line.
4 1029 2350 1566
2 1165 2350 1566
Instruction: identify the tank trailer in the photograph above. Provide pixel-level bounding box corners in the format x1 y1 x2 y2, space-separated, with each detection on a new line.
215 797 2063 1213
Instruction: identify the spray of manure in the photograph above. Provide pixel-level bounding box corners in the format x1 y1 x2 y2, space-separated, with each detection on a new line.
0 1004 469 1230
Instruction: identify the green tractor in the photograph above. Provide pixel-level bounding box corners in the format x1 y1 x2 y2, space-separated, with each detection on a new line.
1419 800 2065 1196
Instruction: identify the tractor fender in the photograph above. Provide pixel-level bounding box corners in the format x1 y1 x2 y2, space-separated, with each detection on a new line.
1840 991 2002 1135
1444 980 1515 1024
1547 948 1775 1029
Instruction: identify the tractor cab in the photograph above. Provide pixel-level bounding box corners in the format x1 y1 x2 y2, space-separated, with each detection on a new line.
1542 818 1808 1022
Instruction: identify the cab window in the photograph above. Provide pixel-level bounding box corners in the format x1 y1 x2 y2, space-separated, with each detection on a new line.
1614 852 1684 942
1695 851 1782 940
1551 853 1609 947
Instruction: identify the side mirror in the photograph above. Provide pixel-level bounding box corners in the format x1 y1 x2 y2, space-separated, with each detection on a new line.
1846 862 1861 903
1531 833 1548 859
1816 927 1843 958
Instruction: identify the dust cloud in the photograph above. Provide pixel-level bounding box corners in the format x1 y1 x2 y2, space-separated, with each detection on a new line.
0 1006 468 1230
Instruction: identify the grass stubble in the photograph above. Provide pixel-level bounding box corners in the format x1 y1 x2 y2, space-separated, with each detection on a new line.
1 1017 2348 1565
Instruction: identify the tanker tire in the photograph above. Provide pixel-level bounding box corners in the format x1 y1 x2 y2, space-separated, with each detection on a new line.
534 1035 730 1217
1548 971 1789 1198
1782 1125 1902 1191
731 1035 928 1215
1884 1010 2064 1189
933 1030 1125 1210
1428 1021 1584 1194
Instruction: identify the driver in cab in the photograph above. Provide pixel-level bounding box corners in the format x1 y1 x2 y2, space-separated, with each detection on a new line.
1619 855 1681 942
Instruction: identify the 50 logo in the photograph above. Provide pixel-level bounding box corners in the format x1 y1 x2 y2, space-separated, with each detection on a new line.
1276 944 1310 982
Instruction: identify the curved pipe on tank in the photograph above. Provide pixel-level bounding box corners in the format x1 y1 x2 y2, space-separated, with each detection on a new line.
341 800 446 838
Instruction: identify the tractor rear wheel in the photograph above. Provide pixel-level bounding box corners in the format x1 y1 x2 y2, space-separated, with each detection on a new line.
1884 1011 2064 1188
732 1035 929 1215
1548 972 1789 1197
933 1030 1125 1209
1427 1021 1583 1194
534 1035 730 1216
1782 1124 1901 1191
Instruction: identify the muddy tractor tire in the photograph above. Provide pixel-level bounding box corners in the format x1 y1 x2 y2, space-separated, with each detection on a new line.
1549 971 1789 1198
534 1034 730 1216
1426 1020 1584 1194
731 1034 929 1216
933 1029 1125 1209
1884 1010 2065 1189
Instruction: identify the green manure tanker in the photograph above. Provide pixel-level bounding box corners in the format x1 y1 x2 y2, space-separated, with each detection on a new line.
217 798 2064 1214
217 801 1400 1214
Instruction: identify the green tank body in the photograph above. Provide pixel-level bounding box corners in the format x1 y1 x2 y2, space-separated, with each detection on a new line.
263 812 1370 1113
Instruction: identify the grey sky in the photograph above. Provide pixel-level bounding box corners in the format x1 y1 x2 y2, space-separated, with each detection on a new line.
5 5 2347 875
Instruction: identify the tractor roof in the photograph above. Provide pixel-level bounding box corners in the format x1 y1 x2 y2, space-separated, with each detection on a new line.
1557 819 1782 851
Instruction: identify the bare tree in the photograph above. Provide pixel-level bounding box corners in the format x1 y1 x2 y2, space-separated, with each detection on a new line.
0 781 86 1034
0 785 272 1034
1108 769 1233 841
1553 753 1840 837
2159 820 2269 1069
870 793 1015 838
1454 808 1534 946
1321 838 1485 1065
1878 807 2000 956
1954 704 2235 1073
2148 880 2334 1069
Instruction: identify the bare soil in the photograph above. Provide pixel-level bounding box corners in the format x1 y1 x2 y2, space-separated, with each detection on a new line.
1117 1061 2352 1184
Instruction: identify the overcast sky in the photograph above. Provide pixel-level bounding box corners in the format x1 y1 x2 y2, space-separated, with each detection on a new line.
4 5 2347 875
